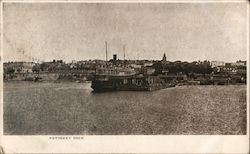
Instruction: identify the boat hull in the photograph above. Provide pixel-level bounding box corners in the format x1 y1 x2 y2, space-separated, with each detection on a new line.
91 75 171 92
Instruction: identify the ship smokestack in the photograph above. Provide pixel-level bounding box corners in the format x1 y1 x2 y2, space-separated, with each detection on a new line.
113 54 117 61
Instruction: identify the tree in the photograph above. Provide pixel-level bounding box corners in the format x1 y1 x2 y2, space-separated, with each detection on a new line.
152 61 163 74
32 64 40 73
6 67 15 74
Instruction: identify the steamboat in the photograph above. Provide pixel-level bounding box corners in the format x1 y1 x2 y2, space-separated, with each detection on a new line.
91 42 177 92
91 68 173 92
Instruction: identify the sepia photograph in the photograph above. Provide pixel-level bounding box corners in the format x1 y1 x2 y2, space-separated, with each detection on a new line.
2 1 248 137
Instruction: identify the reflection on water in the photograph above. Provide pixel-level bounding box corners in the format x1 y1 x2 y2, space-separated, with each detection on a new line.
3 81 246 135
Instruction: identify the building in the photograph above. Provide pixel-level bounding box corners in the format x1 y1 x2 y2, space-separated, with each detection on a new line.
145 67 155 75
69 60 77 69
144 62 153 67
217 64 237 74
130 64 142 69
210 61 225 68
4 62 35 73
231 60 246 67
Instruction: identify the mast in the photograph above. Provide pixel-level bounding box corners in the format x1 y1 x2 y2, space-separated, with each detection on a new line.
105 41 108 63
123 45 125 60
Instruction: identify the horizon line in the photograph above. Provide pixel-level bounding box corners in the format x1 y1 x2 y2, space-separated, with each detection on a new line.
2 58 247 63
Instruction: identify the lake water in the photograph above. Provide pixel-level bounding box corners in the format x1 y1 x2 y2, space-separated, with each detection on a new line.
3 81 246 135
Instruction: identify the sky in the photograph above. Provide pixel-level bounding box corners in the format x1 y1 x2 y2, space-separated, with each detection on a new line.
3 3 248 62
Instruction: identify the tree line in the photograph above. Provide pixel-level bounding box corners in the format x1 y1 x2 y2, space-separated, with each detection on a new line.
153 60 213 75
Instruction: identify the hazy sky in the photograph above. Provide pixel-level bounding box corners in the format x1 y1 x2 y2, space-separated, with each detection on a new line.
3 3 248 62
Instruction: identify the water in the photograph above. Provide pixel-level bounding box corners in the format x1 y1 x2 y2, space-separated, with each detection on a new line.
4 81 246 135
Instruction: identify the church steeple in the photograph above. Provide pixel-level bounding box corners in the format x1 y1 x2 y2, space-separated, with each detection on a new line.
162 53 166 62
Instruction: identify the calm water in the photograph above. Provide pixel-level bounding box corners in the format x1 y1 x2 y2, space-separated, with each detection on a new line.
4 81 246 135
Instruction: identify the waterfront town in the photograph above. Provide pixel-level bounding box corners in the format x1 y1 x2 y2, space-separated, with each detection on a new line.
3 53 247 86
